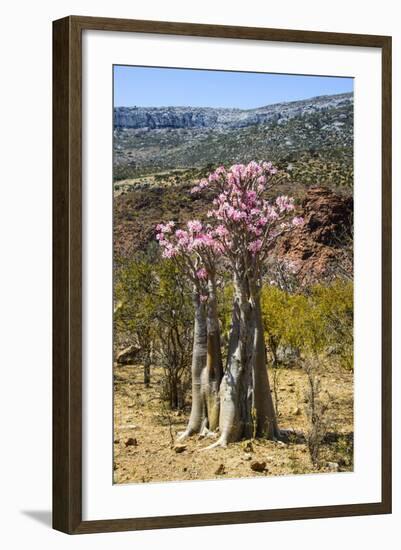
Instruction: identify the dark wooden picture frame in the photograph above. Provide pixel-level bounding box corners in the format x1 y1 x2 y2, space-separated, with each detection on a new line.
53 15 392 534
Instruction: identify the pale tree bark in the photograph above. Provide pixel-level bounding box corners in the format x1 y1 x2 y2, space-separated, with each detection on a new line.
178 277 223 441
204 277 223 428
207 272 280 448
178 294 207 439
250 287 281 439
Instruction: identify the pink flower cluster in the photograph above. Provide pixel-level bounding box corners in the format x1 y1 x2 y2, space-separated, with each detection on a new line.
155 219 222 261
157 161 302 263
275 195 295 213
188 161 302 258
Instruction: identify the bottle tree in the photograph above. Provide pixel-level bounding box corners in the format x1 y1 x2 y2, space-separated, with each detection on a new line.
156 220 223 438
157 161 303 447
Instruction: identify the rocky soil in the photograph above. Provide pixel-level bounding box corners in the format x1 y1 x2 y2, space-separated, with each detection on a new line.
113 364 353 484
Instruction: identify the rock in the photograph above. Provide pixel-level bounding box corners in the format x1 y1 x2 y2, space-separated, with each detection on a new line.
275 345 300 366
116 344 142 365
327 461 340 472
243 453 252 461
215 464 226 475
125 437 137 447
275 187 353 284
250 461 267 472
276 440 287 446
114 439 120 444
174 444 187 454
243 441 254 453
292 407 301 416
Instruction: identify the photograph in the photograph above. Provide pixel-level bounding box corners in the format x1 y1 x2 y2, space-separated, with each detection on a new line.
112 65 354 484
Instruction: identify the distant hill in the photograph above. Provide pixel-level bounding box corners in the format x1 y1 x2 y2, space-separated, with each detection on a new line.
113 92 353 187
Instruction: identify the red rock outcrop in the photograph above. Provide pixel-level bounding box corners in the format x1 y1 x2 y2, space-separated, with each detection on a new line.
274 187 353 283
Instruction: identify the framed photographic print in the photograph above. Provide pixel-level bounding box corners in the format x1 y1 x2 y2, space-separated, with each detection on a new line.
53 16 392 534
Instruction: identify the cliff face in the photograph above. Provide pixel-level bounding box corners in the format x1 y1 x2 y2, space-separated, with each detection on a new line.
114 92 353 130
275 187 353 283
114 108 218 129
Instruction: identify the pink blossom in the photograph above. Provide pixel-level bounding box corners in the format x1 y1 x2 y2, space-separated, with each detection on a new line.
196 267 208 280
156 221 175 233
292 216 304 226
175 229 188 239
200 294 208 303
248 225 262 236
276 195 294 212
247 239 263 254
257 216 268 227
162 244 178 258
187 220 203 233
265 204 279 220
246 190 257 204
190 186 200 194
214 225 229 238
245 160 262 178
262 161 273 171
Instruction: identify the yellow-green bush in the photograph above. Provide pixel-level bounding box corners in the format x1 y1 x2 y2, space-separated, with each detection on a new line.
261 280 353 370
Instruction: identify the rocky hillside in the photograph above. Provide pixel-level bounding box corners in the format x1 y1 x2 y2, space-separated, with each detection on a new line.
114 92 353 187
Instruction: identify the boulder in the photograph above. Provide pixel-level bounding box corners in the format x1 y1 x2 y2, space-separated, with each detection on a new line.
116 344 141 365
174 444 187 454
250 461 267 472
125 437 138 447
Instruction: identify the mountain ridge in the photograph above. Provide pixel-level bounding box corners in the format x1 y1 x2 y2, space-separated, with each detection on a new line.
114 92 353 130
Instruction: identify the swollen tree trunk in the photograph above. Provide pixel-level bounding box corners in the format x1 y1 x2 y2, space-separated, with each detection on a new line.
251 292 280 439
179 294 208 438
216 274 253 445
212 274 280 447
203 278 223 431
178 279 223 441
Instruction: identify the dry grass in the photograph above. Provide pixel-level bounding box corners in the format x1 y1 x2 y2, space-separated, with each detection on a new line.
113 363 353 484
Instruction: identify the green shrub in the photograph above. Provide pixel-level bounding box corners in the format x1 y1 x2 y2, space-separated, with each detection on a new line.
260 280 353 369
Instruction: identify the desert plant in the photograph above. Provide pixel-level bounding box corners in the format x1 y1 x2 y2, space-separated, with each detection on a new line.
303 358 332 467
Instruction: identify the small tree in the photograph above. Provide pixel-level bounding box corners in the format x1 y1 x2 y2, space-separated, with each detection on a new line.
153 261 193 409
303 359 331 467
114 257 157 386
156 220 223 435
114 256 193 408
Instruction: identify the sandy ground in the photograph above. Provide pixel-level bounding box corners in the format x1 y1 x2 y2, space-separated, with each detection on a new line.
113 364 353 484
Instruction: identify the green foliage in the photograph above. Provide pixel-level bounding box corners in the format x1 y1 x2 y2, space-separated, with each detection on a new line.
114 255 194 408
260 280 353 369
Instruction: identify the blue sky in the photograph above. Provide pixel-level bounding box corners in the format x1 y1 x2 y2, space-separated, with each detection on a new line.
114 65 353 109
